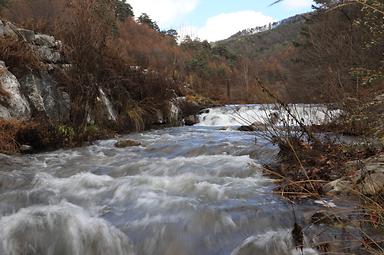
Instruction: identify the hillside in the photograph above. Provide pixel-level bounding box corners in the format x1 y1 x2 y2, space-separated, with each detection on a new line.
218 13 310 58
215 7 383 103
214 13 312 102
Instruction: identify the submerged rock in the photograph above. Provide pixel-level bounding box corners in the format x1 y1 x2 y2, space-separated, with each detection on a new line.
19 145 33 154
311 210 346 226
238 125 256 132
184 115 198 126
238 122 266 132
115 139 141 148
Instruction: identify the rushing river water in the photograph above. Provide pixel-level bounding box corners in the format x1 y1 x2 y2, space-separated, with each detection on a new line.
0 105 350 255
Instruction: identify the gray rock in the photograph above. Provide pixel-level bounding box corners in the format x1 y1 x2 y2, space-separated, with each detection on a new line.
115 140 141 148
19 72 70 121
322 178 353 195
374 93 384 102
168 101 182 125
34 34 56 48
155 110 164 124
17 28 36 42
1 21 18 38
324 154 384 196
184 115 198 126
238 125 257 132
19 74 46 113
0 20 5 37
238 122 266 132
356 170 384 196
20 145 33 153
36 45 61 63
0 65 31 119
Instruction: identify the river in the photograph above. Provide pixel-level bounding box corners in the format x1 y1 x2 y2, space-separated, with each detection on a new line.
0 105 350 255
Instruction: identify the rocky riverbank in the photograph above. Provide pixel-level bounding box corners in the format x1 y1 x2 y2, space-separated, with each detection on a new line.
0 20 211 154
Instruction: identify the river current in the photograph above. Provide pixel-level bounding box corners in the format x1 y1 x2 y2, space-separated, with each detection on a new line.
0 105 344 255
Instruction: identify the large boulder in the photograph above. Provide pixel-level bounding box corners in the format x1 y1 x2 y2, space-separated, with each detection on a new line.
0 63 31 119
184 115 199 126
16 28 36 42
168 101 182 125
19 72 70 121
324 154 384 196
33 34 57 48
354 155 384 196
0 20 19 38
322 178 353 195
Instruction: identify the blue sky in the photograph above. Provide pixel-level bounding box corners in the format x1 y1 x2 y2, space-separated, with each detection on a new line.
128 0 314 41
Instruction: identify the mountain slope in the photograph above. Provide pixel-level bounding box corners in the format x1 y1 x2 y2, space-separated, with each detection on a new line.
217 13 311 59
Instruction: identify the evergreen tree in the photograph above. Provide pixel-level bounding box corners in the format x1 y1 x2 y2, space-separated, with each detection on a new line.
114 0 134 22
138 13 160 32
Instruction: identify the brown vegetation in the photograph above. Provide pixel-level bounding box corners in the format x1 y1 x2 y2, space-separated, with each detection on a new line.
0 36 41 75
0 118 114 154
0 0 269 107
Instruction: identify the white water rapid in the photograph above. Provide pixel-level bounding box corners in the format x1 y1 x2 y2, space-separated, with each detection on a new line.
0 105 349 255
197 104 340 127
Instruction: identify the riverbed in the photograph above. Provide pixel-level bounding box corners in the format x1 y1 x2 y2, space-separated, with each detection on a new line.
0 105 351 255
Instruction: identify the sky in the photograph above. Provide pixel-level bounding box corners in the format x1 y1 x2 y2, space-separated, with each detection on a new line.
128 0 315 42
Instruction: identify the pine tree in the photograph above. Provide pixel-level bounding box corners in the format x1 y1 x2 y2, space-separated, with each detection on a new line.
138 13 160 32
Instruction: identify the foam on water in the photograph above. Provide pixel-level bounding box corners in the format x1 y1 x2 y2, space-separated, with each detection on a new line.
197 104 340 127
231 229 319 255
0 202 134 255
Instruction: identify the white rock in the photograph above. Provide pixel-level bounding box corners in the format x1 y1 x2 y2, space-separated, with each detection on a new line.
0 66 31 119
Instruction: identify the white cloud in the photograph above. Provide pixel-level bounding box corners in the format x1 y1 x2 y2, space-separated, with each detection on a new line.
192 11 275 42
282 0 313 10
129 0 199 27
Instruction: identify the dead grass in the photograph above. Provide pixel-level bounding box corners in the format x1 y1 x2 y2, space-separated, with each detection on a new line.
0 119 63 154
0 119 24 154
0 37 41 76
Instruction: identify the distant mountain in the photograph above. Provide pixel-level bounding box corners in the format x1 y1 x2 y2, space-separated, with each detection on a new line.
216 13 311 58
213 12 313 102
228 13 310 39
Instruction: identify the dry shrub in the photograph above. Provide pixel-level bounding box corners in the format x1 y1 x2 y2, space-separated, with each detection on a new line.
126 103 145 131
0 119 24 154
0 37 41 75
0 119 68 154
15 119 65 151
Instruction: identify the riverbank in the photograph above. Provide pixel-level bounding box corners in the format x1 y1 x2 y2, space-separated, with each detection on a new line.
264 92 384 198
0 95 213 155
0 20 220 155
254 94 384 253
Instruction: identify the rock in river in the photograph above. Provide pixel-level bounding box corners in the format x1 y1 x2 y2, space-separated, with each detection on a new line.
115 139 141 148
